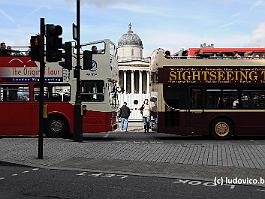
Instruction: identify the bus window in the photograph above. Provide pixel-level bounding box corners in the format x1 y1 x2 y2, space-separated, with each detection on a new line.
34 86 49 101
34 85 70 102
52 85 71 102
206 89 238 109
222 89 239 109
151 72 158 83
242 90 265 108
109 42 117 57
163 85 188 109
81 42 105 54
206 89 221 108
0 85 29 102
191 88 203 109
81 80 104 102
107 82 119 108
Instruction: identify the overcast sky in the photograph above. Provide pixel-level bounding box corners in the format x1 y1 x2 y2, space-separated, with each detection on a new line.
1 0 265 56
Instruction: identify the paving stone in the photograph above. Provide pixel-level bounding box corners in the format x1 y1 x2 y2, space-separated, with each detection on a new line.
0 138 265 171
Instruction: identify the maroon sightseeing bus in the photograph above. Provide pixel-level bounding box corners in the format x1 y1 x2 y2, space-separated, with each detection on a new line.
150 48 265 139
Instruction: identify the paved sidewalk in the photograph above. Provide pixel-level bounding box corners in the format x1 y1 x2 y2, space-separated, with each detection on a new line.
0 124 265 186
117 121 144 132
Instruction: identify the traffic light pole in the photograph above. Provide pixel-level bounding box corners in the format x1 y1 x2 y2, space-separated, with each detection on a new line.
73 0 83 142
38 18 45 159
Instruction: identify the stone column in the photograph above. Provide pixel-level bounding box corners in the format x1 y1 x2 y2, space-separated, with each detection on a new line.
131 70 134 94
146 70 150 94
139 70 143 94
123 70 127 93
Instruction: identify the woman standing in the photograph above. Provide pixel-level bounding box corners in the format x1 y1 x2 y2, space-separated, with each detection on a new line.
140 99 151 133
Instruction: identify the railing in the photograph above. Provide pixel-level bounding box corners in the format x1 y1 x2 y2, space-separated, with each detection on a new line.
165 55 265 60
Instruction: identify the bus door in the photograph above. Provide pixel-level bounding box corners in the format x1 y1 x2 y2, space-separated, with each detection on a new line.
163 85 189 134
0 85 38 135
187 87 205 134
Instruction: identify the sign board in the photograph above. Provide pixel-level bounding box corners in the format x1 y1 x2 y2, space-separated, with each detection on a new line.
158 66 265 84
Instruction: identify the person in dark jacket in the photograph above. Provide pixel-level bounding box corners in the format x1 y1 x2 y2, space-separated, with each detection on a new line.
118 102 131 132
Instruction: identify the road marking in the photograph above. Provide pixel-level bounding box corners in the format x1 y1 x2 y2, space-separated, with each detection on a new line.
101 174 116 178
32 168 39 171
257 189 265 192
173 178 235 190
77 172 129 179
90 173 128 179
0 177 5 180
22 171 29 173
11 174 18 176
91 173 103 177
76 172 87 176
116 174 128 179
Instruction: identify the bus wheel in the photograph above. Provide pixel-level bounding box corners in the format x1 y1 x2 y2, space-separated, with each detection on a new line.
211 118 233 139
46 116 67 138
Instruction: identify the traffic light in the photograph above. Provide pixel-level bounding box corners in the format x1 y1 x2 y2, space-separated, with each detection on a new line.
29 35 42 61
83 50 92 70
46 24 63 62
59 42 72 70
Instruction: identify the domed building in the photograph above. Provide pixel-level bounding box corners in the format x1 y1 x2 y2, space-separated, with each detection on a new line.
117 23 143 61
117 23 150 121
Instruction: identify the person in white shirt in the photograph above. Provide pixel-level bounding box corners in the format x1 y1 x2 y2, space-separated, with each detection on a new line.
140 99 151 133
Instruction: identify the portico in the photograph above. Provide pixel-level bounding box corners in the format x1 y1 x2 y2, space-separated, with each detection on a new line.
117 24 150 121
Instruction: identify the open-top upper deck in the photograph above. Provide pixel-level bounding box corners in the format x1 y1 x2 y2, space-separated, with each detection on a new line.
77 39 118 83
0 39 118 83
150 48 265 73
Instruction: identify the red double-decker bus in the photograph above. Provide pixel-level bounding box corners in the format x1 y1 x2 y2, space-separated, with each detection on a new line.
150 47 265 139
0 39 119 137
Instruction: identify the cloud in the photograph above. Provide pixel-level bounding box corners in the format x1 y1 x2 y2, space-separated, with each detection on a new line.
250 22 265 46
250 0 264 11
0 8 16 25
141 29 250 57
110 4 175 17
22 6 50 19
64 0 139 7
231 12 241 18
218 21 238 29
111 4 155 14
0 24 38 47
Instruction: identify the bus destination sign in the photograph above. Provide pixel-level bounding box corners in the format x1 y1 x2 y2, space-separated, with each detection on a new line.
158 66 265 84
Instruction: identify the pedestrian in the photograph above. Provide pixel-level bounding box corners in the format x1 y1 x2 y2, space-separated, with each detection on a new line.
91 45 98 54
140 99 151 133
91 45 104 54
118 102 131 132
0 42 8 55
6 46 12 55
0 42 6 50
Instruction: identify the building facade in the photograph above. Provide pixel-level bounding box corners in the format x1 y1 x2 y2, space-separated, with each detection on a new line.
117 24 150 121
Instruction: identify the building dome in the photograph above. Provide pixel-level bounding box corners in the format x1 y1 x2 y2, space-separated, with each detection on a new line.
118 23 143 48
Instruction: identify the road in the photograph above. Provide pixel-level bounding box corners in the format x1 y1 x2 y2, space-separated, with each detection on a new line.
0 163 264 199
0 131 265 198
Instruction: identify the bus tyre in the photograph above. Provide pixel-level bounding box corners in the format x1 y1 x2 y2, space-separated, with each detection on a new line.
211 118 233 139
46 116 67 138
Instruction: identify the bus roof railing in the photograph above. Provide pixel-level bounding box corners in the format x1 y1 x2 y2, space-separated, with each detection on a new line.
164 55 265 60
81 39 112 47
